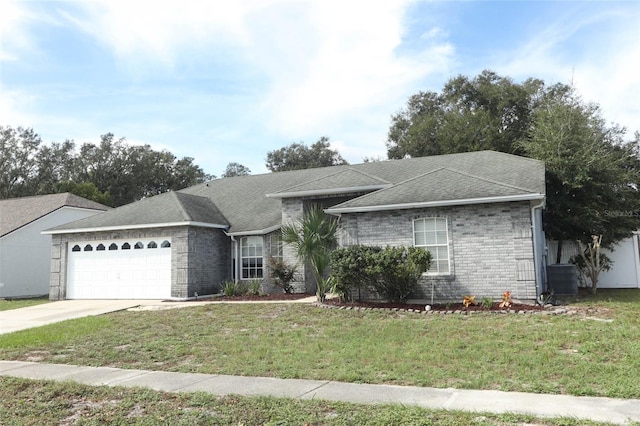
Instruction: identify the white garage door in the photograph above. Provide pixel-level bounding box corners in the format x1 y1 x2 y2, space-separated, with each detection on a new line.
67 238 172 299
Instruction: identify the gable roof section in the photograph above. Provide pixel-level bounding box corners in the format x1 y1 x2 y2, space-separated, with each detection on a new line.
0 193 109 237
266 168 392 198
325 167 543 214
45 191 228 234
45 151 545 235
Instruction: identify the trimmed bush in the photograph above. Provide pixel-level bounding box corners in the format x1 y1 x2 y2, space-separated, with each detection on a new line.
330 245 431 303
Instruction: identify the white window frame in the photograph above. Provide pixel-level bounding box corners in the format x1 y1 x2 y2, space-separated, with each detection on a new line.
413 217 451 275
240 236 264 280
269 232 283 261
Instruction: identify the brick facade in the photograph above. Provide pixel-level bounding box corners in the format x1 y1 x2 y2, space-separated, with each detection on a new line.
49 226 230 300
49 200 538 303
338 201 537 302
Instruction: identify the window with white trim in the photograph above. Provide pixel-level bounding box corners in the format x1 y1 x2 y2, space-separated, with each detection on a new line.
241 236 263 279
413 217 450 274
269 232 283 261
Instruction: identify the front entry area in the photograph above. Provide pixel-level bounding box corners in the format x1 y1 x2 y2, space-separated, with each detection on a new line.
66 238 171 299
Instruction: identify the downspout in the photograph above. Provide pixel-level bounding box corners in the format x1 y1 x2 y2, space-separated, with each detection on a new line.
531 198 546 303
228 234 239 284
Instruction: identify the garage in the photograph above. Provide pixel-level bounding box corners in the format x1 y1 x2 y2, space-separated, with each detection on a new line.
67 238 171 299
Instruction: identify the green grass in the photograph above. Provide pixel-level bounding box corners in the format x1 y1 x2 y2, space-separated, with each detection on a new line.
0 296 49 311
0 376 617 426
1 289 639 399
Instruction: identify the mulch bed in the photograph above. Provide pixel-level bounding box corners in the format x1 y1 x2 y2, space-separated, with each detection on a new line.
190 293 552 314
196 293 313 302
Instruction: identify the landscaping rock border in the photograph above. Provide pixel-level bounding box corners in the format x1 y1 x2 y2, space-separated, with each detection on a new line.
315 302 574 316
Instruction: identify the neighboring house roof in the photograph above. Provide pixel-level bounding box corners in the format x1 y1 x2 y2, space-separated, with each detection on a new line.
45 150 545 235
0 193 109 238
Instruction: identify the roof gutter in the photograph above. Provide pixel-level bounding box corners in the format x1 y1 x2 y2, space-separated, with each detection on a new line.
225 224 281 237
325 193 545 215
42 221 229 235
266 184 392 199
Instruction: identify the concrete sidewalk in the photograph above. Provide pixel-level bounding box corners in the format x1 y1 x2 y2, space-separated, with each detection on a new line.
1 361 639 425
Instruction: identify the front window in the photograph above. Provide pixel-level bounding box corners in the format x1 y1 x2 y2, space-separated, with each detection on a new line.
269 232 283 261
414 217 450 274
241 236 263 279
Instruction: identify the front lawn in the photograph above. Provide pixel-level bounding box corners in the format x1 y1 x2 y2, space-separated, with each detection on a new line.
0 296 49 311
0 377 614 426
0 289 638 399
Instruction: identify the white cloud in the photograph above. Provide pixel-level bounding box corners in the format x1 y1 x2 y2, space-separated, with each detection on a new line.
260 1 453 134
0 86 36 127
497 6 640 135
0 0 34 61
56 0 454 153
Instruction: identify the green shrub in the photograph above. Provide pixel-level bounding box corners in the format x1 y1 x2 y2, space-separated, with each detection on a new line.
223 280 260 296
329 245 431 303
222 280 238 296
269 258 297 294
481 297 493 309
329 245 382 301
247 280 263 296
369 246 431 303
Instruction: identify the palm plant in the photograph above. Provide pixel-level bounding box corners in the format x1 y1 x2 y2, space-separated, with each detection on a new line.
281 205 338 302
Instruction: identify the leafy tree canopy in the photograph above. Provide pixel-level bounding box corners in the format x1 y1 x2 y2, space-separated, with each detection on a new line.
386 70 640 254
0 127 212 207
387 70 543 159
266 136 348 172
221 162 251 178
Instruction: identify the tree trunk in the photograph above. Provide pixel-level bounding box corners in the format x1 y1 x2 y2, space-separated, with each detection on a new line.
577 236 602 294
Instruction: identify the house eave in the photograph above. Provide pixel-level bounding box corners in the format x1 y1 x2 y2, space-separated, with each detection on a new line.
225 224 281 237
325 193 545 215
42 221 229 235
265 184 392 199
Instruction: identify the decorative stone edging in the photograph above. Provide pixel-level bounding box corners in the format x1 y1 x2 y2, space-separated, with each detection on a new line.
314 302 574 316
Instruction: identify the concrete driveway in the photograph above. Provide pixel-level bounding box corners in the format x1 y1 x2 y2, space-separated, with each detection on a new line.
0 300 161 335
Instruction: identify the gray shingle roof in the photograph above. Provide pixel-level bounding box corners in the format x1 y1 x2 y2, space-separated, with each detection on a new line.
48 191 228 232
0 193 109 237
267 168 392 198
325 167 538 212
47 151 545 235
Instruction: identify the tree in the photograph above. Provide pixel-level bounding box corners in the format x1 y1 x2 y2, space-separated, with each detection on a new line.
518 86 640 291
221 162 251 177
73 134 211 206
266 136 348 172
0 126 42 198
281 205 338 302
0 127 212 207
54 181 111 206
387 71 640 293
386 70 542 158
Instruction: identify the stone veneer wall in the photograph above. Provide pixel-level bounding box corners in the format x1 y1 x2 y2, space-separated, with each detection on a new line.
49 226 230 300
338 201 538 302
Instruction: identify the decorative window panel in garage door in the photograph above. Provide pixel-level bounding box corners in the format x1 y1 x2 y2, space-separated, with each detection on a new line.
67 238 171 299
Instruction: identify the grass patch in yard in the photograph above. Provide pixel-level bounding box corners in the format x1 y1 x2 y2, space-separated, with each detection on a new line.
1 289 639 398
0 377 615 426
0 296 49 311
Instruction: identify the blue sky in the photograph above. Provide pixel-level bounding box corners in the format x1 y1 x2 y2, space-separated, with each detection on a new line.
1 1 639 177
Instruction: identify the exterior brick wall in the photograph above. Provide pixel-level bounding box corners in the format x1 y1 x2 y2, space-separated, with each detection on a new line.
281 198 309 293
49 226 230 300
339 201 537 302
